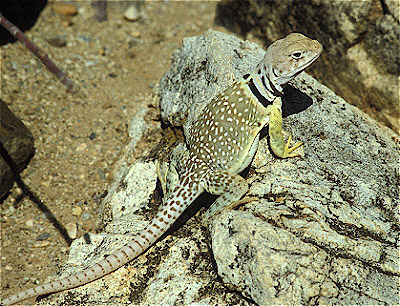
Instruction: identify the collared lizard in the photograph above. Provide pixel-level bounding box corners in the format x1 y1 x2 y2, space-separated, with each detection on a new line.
1 32 322 306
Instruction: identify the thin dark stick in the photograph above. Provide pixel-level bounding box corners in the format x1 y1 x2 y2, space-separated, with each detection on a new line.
0 12 77 92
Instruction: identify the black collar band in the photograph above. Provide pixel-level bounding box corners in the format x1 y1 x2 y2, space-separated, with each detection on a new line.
262 75 283 98
248 78 274 107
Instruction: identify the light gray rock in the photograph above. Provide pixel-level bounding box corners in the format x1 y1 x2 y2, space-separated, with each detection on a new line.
384 0 400 23
40 30 398 305
160 30 399 305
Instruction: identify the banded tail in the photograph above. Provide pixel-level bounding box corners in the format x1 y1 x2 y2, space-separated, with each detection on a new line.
1 177 203 306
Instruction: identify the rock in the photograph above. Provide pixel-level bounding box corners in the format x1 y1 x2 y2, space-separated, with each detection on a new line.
51 3 78 17
38 30 399 305
123 5 140 22
71 206 82 217
65 223 78 239
4 265 13 271
215 0 400 132
46 35 67 48
159 30 399 305
80 212 91 221
25 219 35 228
384 0 400 22
34 241 51 248
130 30 141 38
36 233 50 241
0 99 34 200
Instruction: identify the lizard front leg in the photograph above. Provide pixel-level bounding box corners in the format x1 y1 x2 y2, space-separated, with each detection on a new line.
267 97 303 158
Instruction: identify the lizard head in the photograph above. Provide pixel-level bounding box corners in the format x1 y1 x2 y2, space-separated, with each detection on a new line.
257 33 323 92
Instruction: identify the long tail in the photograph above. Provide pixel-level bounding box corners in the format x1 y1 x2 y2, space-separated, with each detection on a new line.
1 180 203 306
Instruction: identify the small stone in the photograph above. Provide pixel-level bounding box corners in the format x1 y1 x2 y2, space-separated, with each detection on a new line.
81 212 92 221
36 233 50 241
5 265 13 271
98 47 108 56
34 241 51 248
76 143 87 152
52 3 78 17
131 30 141 38
62 20 74 27
123 5 140 22
72 206 83 217
10 61 18 71
25 218 35 228
46 35 67 48
77 35 91 43
66 222 78 239
84 61 96 67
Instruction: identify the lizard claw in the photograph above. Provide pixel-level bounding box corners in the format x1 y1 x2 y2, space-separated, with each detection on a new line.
270 133 303 158
283 135 303 157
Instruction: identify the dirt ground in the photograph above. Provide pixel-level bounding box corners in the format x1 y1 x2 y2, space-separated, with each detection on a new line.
1 1 224 303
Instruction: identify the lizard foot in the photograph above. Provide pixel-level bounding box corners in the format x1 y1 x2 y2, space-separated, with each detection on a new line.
225 196 259 210
274 134 303 158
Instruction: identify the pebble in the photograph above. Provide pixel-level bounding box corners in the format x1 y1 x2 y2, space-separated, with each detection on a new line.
81 212 92 221
72 206 83 217
123 5 140 22
46 35 67 48
75 143 87 152
10 61 18 71
98 47 108 56
36 233 50 241
34 241 51 248
65 222 78 239
131 30 141 38
52 3 78 17
77 35 91 43
5 265 13 271
89 132 97 140
84 61 96 67
25 218 35 228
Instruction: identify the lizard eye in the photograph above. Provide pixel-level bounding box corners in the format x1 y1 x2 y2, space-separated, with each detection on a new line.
291 51 303 59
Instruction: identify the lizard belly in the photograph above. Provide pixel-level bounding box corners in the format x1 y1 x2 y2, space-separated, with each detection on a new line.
227 132 260 174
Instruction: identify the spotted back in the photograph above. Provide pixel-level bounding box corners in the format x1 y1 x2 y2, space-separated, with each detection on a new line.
187 80 268 173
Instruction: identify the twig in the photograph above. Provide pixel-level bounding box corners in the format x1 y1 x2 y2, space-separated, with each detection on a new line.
0 12 77 92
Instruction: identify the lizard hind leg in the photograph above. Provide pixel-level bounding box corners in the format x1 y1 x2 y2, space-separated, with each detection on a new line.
203 170 249 217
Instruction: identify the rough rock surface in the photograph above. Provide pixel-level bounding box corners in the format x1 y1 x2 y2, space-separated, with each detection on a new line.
39 30 398 305
216 0 400 133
